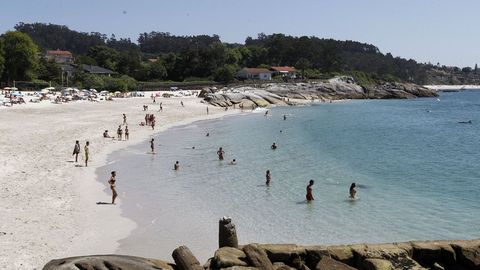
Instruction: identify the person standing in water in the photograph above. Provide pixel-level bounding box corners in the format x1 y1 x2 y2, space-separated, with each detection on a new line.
271 142 277 150
108 171 117 204
349 183 357 199
150 138 155 153
72 140 80 163
84 141 90 167
174 161 180 170
266 170 271 185
306 180 314 201
265 110 269 116
207 107 209 115
217 147 225 160
124 126 129 140
283 114 287 120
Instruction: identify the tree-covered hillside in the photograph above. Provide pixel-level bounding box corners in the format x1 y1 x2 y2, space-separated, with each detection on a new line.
0 22 477 90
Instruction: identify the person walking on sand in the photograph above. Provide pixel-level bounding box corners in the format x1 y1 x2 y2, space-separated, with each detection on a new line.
72 140 81 162
217 147 225 160
306 180 314 201
181 101 184 107
123 114 127 125
84 141 90 167
150 138 155 153
266 170 271 186
151 119 155 130
271 142 277 150
174 161 180 171
117 125 123 140
207 106 209 115
125 126 129 140
349 183 357 199
108 171 118 204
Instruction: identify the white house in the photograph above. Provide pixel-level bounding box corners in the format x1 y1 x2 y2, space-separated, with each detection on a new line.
236 68 272 80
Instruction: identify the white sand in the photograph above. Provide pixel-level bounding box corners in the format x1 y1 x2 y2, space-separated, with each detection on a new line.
0 97 239 269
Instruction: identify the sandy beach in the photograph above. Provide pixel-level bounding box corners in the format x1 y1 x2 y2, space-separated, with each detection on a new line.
0 96 238 269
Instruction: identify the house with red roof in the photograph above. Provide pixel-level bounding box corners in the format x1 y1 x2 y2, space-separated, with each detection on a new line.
270 66 296 79
236 68 272 80
46 49 74 63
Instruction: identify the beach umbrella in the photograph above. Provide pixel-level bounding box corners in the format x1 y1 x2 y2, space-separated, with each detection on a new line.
90 89 98 93
11 87 18 91
40 89 50 94
3 87 11 90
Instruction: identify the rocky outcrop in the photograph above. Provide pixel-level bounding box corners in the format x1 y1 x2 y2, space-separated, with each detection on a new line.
42 239 480 270
42 255 174 270
202 77 438 107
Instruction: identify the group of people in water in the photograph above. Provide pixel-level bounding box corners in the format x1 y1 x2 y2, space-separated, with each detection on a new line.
79 100 361 206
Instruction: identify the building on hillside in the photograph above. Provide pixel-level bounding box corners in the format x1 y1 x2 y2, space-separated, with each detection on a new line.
81 64 114 76
46 49 74 63
236 68 272 80
60 64 114 78
270 66 296 79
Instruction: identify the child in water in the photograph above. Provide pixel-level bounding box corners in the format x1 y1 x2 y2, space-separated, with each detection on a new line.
266 170 271 185
306 180 314 201
349 183 357 199
174 161 180 171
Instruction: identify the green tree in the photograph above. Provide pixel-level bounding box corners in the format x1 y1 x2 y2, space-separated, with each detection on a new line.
38 58 61 82
0 39 4 79
1 31 39 83
213 64 236 85
295 58 311 78
87 45 119 70
148 60 167 80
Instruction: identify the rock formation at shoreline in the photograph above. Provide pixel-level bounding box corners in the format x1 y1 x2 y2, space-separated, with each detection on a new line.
200 77 438 108
43 239 480 269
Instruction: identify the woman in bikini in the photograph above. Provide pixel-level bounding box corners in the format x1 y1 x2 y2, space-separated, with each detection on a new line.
108 171 118 204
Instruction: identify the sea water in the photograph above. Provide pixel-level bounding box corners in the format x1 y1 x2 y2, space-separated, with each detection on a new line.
98 90 480 260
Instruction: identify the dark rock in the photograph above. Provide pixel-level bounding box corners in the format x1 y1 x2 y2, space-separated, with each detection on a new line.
411 241 456 266
363 258 393 270
315 256 357 270
172 246 203 270
351 244 426 270
42 255 174 270
451 240 480 269
219 217 239 248
259 244 306 264
273 262 296 270
305 245 356 268
242 244 275 270
214 247 248 268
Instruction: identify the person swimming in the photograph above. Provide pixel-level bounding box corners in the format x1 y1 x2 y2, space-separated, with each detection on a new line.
266 170 271 185
108 171 117 204
271 142 277 150
306 180 314 201
217 147 225 160
206 132 210 137
174 161 180 170
349 182 357 199
458 120 472 124
229 159 236 165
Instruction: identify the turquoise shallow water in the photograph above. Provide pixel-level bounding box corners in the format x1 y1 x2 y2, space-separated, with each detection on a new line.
98 90 480 260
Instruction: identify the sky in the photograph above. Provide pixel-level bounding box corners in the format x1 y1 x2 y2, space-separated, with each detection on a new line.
1 0 479 67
